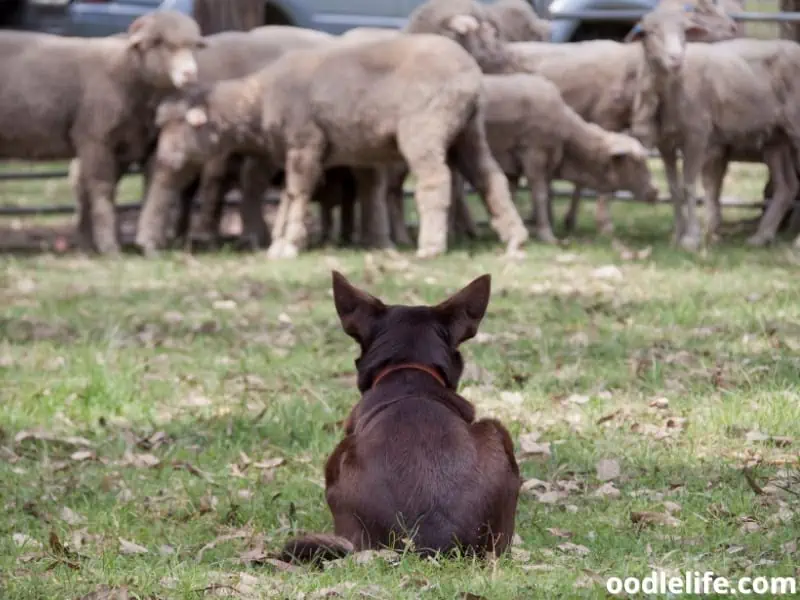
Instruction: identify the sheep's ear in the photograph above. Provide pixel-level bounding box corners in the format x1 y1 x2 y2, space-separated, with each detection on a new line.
607 135 649 160
331 271 386 344
684 23 712 41
126 15 154 50
448 14 480 35
624 22 646 43
433 274 491 346
185 107 208 127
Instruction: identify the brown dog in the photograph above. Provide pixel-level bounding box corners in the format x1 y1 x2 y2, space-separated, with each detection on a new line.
280 271 521 563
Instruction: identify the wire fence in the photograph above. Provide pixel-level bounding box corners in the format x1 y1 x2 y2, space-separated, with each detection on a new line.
0 4 796 221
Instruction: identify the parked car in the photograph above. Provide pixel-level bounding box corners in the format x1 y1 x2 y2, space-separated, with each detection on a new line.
8 0 649 42
0 0 25 28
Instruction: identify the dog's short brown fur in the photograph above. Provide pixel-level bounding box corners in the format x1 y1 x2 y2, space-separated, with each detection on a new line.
280 271 521 563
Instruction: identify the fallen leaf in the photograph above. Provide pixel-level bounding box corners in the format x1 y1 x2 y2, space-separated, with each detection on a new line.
511 547 531 562
557 542 591 557
630 511 681 528
60 507 86 526
649 397 669 409
518 433 551 459
15 429 93 448
782 540 797 554
260 557 299 573
591 265 623 281
253 457 285 470
596 458 621 482
121 452 160 469
739 518 761 534
49 530 67 555
536 490 568 504
593 482 621 498
118 538 148 555
566 394 590 405
76 585 130 600
663 501 682 514
159 544 175 556
70 450 96 462
197 531 249 561
597 410 622 425
546 528 573 539
746 430 771 443
13 533 42 548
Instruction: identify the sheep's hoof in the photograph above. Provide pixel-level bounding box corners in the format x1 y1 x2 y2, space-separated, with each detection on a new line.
678 235 701 252
746 233 772 248
535 229 559 245
598 222 615 236
502 247 527 260
134 237 160 258
415 246 445 259
266 238 299 260
95 238 121 256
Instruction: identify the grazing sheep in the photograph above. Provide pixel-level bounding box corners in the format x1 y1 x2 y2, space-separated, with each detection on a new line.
152 34 529 259
0 11 204 255
627 9 800 249
494 3 738 236
480 74 657 242
133 25 337 254
386 74 657 244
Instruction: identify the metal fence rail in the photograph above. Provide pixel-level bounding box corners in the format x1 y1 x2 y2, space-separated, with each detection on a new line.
0 6 795 220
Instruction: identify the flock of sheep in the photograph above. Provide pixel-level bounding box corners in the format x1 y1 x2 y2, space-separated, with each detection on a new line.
1 0 799 259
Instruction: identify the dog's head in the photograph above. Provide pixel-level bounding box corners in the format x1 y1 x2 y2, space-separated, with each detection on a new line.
331 271 491 393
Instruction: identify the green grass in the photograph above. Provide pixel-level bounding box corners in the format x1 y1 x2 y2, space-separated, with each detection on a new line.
1 163 800 599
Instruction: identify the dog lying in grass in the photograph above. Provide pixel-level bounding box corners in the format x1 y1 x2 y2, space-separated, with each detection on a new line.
280 271 521 563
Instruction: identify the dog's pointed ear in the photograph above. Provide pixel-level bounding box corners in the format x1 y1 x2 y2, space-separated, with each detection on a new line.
332 271 386 343
434 274 491 346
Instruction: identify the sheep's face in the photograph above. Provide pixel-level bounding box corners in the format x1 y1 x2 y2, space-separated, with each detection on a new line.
486 0 553 42
155 98 219 171
604 134 659 204
625 2 738 72
126 11 205 89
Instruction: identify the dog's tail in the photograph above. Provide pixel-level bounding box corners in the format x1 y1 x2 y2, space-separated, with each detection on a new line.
280 533 355 564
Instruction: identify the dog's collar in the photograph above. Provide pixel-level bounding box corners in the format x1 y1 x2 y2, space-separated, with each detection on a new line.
371 363 446 390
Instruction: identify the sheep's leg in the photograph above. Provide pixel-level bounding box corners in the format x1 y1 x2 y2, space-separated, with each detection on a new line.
79 147 122 255
268 144 323 259
562 185 583 234
594 194 614 235
337 168 358 247
748 145 798 247
450 170 478 240
190 155 230 246
238 156 273 250
135 162 197 255
174 177 200 244
518 152 557 244
679 143 706 251
448 114 528 256
68 159 95 252
355 167 393 249
386 165 412 246
700 151 728 243
659 144 685 243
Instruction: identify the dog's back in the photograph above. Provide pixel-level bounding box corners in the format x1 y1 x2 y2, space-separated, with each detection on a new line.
280 272 521 563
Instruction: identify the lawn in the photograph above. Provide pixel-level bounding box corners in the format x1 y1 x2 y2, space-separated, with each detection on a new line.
1 163 799 599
